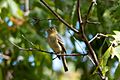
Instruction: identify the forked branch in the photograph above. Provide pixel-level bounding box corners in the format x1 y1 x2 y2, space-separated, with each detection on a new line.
76 0 106 79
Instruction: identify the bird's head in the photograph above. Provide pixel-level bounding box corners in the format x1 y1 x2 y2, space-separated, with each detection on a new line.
47 27 58 35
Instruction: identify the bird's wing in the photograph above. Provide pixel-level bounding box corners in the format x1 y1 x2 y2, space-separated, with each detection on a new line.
57 34 66 53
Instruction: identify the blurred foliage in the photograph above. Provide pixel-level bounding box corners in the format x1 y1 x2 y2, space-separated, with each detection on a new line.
0 0 120 80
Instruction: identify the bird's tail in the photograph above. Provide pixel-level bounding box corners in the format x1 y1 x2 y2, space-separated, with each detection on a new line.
61 53 68 72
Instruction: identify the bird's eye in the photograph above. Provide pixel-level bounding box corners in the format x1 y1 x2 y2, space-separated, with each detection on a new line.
51 28 54 30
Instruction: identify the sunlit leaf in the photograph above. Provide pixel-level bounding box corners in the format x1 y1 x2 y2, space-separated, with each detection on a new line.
111 46 120 62
7 0 23 19
0 0 8 10
112 31 120 42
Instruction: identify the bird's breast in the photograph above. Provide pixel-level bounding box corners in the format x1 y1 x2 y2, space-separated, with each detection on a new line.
48 35 62 53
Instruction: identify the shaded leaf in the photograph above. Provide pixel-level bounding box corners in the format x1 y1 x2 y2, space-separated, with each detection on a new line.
100 45 112 76
114 63 120 80
0 67 3 80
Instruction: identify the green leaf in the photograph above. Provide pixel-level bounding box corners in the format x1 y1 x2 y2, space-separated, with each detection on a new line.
114 63 120 80
0 0 8 9
112 31 120 42
100 45 112 76
7 0 23 19
101 46 112 67
111 46 120 62
0 67 3 80
110 31 120 62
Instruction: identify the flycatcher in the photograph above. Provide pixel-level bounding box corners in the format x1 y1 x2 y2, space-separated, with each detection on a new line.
47 27 68 72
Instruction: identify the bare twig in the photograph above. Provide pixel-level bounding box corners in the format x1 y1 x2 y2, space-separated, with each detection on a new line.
11 41 86 57
11 35 86 56
32 17 58 22
57 53 87 56
32 18 58 25
84 0 96 27
40 0 79 33
89 33 107 43
22 35 36 47
10 41 53 54
77 0 84 35
87 20 100 24
77 0 82 25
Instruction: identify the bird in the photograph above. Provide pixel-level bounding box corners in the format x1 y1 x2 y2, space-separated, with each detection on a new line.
47 27 68 72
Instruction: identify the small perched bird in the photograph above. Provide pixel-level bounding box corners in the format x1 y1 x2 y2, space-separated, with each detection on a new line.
47 27 68 72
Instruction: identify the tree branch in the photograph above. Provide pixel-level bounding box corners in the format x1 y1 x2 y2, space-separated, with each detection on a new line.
11 41 86 57
10 41 53 54
77 0 99 67
77 0 84 35
76 0 106 80
40 0 79 33
77 0 82 25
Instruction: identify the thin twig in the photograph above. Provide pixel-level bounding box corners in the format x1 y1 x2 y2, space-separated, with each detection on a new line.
10 41 53 54
11 41 86 56
77 0 82 25
40 0 79 33
89 33 108 43
22 35 35 47
32 18 58 25
77 0 84 36
32 17 58 22
57 53 87 56
84 1 95 27
87 20 100 24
